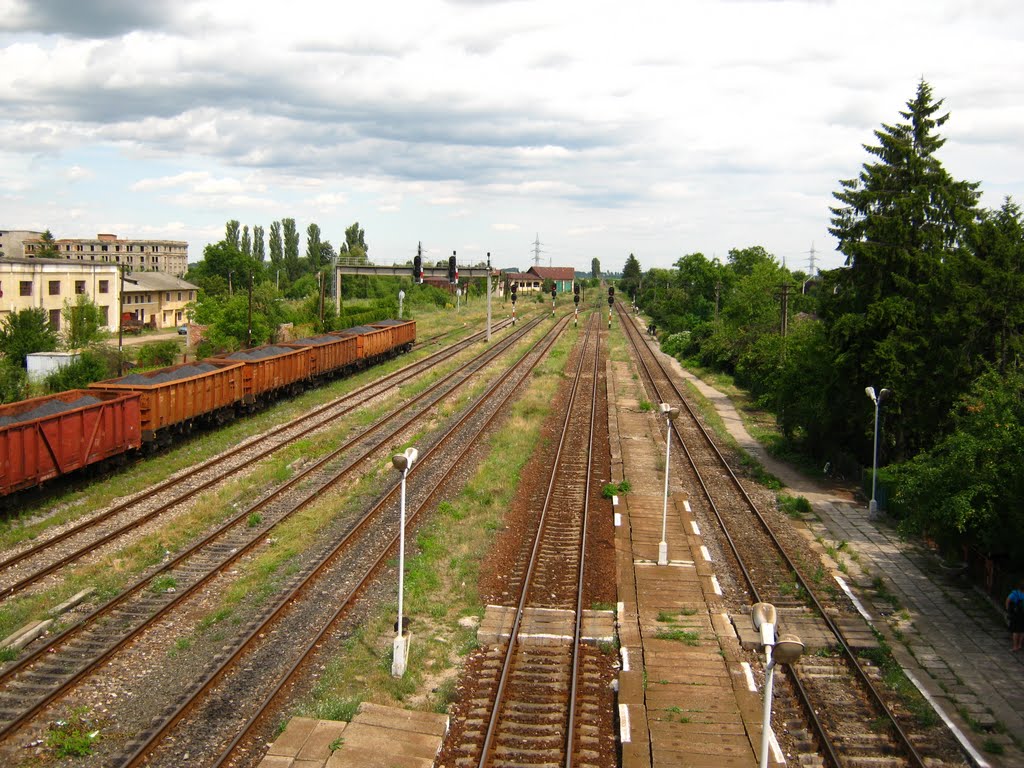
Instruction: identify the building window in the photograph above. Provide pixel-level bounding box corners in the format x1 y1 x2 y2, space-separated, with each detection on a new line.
152 245 160 252
48 280 60 296
177 291 182 300
165 292 170 301
48 309 60 331
75 280 85 294
19 281 31 296
99 280 109 293
65 244 71 251
115 246 121 252
101 245 108 252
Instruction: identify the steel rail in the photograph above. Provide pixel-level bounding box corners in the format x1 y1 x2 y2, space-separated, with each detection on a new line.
477 312 598 768
0 315 543 742
565 315 601 768
133 314 575 768
0 318 515 592
616 303 928 768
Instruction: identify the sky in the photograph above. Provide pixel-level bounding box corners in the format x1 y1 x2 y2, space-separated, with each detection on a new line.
1 0 1022 276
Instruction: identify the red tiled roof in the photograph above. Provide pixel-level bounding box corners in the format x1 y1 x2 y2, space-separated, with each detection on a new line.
528 266 575 281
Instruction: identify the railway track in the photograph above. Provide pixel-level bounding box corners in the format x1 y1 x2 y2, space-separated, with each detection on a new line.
0 318 517 603
443 313 616 768
615 303 970 768
0 313 572 766
0 314 544 748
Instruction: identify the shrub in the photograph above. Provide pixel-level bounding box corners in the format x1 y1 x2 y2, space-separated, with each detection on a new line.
136 340 180 368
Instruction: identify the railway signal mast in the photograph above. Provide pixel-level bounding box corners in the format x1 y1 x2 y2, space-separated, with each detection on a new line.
510 281 517 326
550 284 557 317
607 286 614 328
573 282 580 326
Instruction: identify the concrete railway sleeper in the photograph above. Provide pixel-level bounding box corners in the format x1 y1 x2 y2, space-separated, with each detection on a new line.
616 302 969 768
0 315 541 752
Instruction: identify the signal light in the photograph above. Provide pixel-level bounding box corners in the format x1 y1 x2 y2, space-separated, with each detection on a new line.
551 286 557 299
448 254 457 284
413 255 422 283
573 283 580 295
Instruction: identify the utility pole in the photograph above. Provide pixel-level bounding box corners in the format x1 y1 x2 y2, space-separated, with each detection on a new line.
807 242 818 276
532 233 543 268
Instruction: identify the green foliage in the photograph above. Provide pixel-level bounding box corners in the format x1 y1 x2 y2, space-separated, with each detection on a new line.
61 294 107 350
193 282 286 353
44 350 111 393
620 253 642 298
0 360 28 403
886 368 1024 561
591 257 601 279
136 340 180 368
0 307 58 366
46 707 99 758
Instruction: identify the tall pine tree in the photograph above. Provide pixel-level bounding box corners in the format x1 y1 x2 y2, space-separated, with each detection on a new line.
825 80 981 460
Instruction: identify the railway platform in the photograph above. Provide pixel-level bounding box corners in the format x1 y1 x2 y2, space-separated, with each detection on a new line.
659 339 1024 767
607 356 775 767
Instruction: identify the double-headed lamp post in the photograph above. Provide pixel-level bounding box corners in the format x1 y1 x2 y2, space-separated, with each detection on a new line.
658 403 680 566
391 446 418 677
752 602 804 768
865 386 892 521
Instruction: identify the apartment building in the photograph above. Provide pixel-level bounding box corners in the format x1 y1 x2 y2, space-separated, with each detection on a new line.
0 230 44 260
0 256 121 332
22 233 189 277
122 272 198 329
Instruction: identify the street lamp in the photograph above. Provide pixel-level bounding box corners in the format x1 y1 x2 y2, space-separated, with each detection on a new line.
865 386 892 521
752 602 804 768
658 402 680 566
391 446 418 677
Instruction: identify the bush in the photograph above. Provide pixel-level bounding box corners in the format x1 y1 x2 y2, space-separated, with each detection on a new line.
44 351 111 393
136 340 180 368
0 360 28 403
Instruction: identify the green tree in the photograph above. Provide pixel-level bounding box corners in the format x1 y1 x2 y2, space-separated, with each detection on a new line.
252 225 266 262
37 229 59 258
0 360 27 403
269 221 283 275
62 294 106 349
0 307 58 366
225 220 241 250
591 258 601 279
339 222 368 263
824 80 982 459
241 225 252 257
282 218 301 280
44 350 110 393
306 223 323 271
620 253 641 299
886 368 1024 561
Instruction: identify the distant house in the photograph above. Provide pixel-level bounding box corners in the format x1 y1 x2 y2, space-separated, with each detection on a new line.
505 266 576 293
122 272 198 329
23 233 189 278
528 266 575 293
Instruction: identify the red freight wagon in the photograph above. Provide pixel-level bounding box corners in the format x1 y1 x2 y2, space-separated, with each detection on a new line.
370 319 416 353
332 325 393 364
208 345 312 404
91 360 244 442
0 389 142 495
290 334 360 378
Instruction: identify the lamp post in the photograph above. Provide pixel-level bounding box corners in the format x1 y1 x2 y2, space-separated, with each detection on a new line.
865 386 892 521
752 602 804 768
117 265 126 376
658 402 680 566
391 447 418 677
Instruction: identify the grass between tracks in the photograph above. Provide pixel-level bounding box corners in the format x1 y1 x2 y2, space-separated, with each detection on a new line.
287 318 575 722
0 305 537 647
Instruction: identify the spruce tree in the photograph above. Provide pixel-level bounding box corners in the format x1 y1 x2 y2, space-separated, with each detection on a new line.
824 80 981 459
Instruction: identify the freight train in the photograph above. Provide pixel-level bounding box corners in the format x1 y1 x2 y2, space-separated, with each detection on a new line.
0 319 416 497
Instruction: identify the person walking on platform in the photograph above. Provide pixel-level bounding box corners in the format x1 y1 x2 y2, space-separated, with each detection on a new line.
1006 582 1024 652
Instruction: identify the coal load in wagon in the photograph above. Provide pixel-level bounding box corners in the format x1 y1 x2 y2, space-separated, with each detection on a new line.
117 363 219 385
294 336 340 346
223 346 297 360
0 395 104 428
340 326 375 335
372 319 405 326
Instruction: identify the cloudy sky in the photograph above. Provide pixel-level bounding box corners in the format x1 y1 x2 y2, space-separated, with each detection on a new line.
1 0 1022 275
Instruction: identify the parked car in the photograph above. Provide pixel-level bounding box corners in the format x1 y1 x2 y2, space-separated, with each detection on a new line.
178 325 188 335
